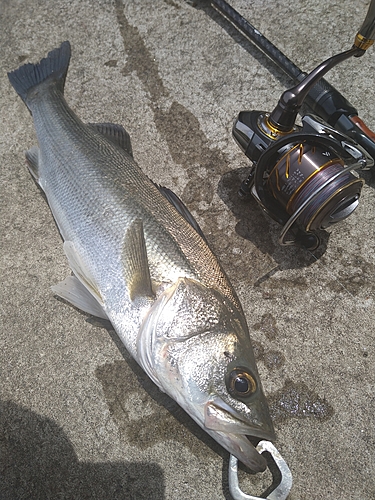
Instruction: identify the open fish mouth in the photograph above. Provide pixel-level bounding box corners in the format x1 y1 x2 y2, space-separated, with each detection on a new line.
204 398 275 472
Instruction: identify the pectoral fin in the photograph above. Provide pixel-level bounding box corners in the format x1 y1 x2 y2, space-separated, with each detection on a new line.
122 219 154 302
52 276 109 320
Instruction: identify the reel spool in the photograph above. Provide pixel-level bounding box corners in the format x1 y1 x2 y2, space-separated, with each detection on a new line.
235 114 372 250
266 144 362 231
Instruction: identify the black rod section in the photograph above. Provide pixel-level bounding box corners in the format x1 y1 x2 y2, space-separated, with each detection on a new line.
211 0 375 160
211 0 303 81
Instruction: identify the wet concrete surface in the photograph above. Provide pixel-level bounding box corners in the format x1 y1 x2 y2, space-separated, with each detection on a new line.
1 1 374 498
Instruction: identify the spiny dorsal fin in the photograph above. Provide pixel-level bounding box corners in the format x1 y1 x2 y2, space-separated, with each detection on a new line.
88 122 133 156
154 184 207 242
122 219 154 302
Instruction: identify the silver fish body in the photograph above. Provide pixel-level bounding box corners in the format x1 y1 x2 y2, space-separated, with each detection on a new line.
8 42 275 472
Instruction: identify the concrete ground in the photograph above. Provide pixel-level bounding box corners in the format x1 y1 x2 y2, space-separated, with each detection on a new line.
1 0 374 498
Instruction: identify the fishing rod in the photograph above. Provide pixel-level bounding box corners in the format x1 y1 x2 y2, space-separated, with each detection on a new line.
212 0 375 250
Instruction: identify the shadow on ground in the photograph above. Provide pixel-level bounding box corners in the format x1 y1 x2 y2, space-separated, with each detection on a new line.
0 400 165 500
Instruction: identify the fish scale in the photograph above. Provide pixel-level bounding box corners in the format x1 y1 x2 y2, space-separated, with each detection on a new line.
33 88 225 297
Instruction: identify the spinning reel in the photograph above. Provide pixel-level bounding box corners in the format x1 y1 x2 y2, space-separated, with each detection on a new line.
214 0 375 250
234 111 372 250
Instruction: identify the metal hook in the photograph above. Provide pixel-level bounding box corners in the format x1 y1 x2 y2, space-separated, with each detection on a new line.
228 441 293 500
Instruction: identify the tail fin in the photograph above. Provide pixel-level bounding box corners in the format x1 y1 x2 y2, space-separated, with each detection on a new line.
8 41 71 108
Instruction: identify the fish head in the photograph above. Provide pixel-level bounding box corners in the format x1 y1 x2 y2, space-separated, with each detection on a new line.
138 277 275 472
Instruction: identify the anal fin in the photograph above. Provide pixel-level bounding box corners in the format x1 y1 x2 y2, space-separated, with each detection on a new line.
25 146 41 183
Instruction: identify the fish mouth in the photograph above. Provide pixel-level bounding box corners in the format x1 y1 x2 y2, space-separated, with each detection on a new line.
204 398 275 472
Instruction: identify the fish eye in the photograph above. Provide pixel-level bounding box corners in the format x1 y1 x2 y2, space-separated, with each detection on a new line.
226 368 257 398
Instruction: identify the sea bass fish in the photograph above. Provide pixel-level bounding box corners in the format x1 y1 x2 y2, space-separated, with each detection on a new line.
8 42 275 472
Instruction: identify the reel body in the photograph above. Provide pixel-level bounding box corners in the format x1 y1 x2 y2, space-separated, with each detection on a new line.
219 0 375 250
234 113 373 249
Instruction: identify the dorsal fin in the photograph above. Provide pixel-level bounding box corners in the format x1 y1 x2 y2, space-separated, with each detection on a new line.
154 184 207 242
88 122 133 156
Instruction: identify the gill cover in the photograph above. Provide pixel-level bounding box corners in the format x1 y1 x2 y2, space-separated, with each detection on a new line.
137 277 275 472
